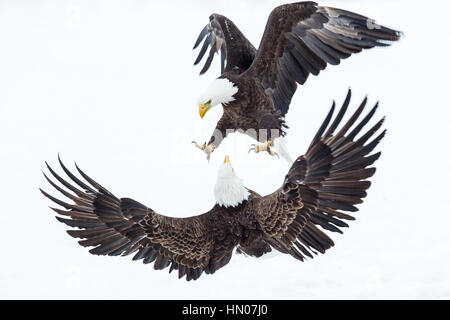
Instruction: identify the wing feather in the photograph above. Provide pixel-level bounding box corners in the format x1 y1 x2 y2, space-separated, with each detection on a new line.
245 2 401 115
254 89 385 261
193 14 257 75
41 159 236 281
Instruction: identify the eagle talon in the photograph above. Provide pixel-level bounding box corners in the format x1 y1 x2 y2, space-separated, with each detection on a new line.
249 141 278 158
193 141 215 161
269 150 280 159
192 141 206 150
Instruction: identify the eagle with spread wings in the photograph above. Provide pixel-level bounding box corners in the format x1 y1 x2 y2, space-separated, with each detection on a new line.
41 90 385 281
192 1 399 161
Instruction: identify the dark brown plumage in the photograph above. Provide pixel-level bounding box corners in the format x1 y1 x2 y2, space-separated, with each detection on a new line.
194 1 399 155
42 90 385 281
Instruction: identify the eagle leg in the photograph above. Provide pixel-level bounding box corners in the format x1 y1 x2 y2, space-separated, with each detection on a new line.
248 141 279 159
192 141 215 161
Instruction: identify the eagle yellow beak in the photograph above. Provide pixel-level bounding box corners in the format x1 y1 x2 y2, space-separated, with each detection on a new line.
224 155 230 164
199 103 212 119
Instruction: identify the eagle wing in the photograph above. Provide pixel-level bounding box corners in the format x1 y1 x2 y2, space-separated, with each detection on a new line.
41 157 235 281
193 14 257 75
245 1 401 115
253 89 385 260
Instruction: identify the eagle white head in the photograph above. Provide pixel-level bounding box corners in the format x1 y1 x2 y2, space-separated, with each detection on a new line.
214 155 250 208
198 78 238 119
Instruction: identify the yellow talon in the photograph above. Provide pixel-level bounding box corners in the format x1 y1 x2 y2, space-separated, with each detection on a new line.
253 141 272 153
249 141 279 158
192 141 215 161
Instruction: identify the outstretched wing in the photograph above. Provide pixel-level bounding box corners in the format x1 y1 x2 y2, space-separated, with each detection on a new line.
193 14 257 75
254 89 385 261
245 2 401 115
41 157 235 281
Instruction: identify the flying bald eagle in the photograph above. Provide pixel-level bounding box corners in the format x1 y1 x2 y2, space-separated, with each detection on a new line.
192 1 399 161
41 90 385 281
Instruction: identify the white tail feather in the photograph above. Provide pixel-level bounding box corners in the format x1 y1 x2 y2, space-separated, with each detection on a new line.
273 137 293 165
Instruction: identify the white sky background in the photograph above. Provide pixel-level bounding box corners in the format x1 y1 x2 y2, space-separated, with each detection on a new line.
0 0 449 299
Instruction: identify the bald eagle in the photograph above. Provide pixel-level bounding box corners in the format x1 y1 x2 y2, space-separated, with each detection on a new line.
41 90 385 281
192 1 399 161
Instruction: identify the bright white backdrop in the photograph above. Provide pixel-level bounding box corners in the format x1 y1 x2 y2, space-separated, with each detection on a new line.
0 0 449 299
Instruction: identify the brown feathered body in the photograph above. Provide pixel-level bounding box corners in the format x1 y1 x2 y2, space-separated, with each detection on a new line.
211 74 287 146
